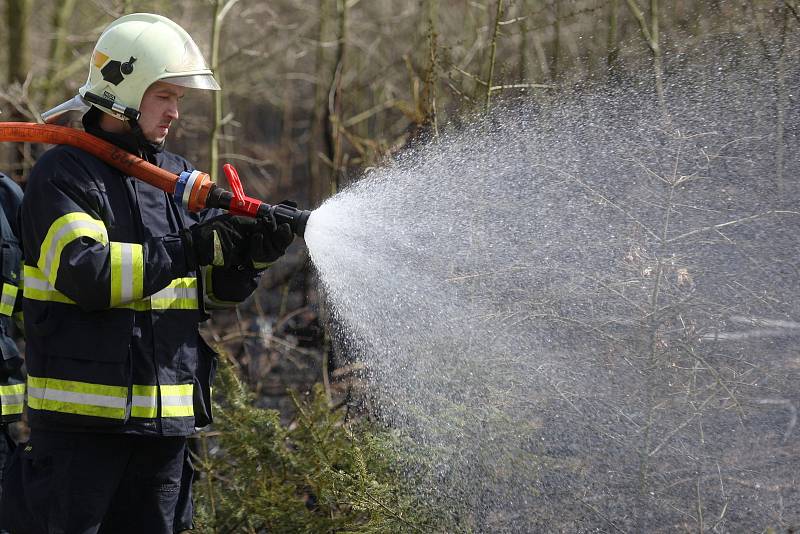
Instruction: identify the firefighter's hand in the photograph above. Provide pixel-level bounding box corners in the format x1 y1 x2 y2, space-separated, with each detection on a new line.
182 214 257 269
250 213 293 268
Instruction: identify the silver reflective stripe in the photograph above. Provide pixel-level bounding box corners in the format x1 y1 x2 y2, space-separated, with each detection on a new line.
0 290 15 306
1 392 24 405
120 243 134 302
0 286 15 314
27 386 127 410
152 286 198 300
24 274 53 291
132 394 157 409
161 393 194 407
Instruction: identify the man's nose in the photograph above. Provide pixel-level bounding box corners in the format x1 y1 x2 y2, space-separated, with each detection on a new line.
166 102 179 120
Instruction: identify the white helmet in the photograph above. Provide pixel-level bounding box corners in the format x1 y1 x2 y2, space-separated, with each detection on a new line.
43 13 219 123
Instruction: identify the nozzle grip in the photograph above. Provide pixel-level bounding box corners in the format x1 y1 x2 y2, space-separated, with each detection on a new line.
257 202 311 238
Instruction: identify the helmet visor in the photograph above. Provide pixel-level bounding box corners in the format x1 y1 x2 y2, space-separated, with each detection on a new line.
162 73 221 91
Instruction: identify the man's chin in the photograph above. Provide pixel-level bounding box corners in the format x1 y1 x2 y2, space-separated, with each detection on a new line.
145 133 168 145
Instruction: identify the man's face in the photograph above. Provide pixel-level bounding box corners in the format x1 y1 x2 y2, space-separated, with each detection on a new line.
137 81 185 144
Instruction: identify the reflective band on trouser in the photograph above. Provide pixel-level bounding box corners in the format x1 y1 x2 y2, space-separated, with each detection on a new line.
39 212 108 284
131 383 194 418
110 241 144 306
0 383 25 416
0 283 18 316
27 375 127 419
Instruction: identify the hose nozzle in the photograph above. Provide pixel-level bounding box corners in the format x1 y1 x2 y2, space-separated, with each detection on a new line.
201 164 312 238
259 202 312 238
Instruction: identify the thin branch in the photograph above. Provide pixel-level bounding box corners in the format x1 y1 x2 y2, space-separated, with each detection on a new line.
489 82 555 92
343 99 397 128
451 65 488 86
667 210 800 243
624 0 656 52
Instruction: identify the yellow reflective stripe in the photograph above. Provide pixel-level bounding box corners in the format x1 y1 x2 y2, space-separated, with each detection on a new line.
131 384 158 418
0 283 18 316
27 375 127 420
24 265 195 312
22 264 197 311
161 383 194 417
1 404 23 416
110 242 144 306
39 213 108 284
23 265 76 304
0 383 25 416
151 277 198 310
132 383 193 418
26 376 194 420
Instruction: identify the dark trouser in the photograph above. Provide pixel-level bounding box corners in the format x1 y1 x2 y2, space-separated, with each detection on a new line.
0 429 187 534
0 427 11 501
0 427 13 534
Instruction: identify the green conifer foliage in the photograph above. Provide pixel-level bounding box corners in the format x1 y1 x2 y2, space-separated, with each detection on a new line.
191 353 445 533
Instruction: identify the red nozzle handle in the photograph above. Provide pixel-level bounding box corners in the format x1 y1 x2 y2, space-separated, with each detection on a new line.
222 163 263 217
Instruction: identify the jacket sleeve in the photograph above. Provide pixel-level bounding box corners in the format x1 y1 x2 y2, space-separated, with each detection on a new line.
23 150 191 312
0 174 23 320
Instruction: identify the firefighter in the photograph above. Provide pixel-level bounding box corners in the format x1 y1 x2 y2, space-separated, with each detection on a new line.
0 172 24 506
0 13 292 533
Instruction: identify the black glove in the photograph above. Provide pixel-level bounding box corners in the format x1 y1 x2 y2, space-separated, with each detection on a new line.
181 214 257 269
250 213 294 267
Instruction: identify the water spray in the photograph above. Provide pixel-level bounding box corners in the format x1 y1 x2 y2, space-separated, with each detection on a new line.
0 122 312 237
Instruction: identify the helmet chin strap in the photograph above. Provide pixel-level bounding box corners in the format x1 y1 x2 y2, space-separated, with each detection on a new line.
127 116 165 154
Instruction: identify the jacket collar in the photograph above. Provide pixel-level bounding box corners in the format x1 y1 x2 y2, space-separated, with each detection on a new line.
82 107 165 163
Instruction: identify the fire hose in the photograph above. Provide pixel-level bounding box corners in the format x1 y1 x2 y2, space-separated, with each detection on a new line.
0 122 312 237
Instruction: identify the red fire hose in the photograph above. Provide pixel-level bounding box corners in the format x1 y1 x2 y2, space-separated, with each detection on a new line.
0 122 310 236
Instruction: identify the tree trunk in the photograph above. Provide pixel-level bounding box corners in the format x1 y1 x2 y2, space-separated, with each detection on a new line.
6 0 32 179
42 0 77 108
326 0 348 192
551 0 561 82
607 0 619 76
209 0 224 183
309 0 333 209
423 0 439 137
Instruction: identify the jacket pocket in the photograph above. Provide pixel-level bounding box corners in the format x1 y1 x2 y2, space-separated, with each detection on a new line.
0 318 20 363
41 307 133 363
0 240 21 286
193 335 218 428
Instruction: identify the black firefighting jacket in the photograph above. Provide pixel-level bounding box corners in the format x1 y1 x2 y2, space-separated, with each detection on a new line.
21 115 261 436
0 173 24 423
